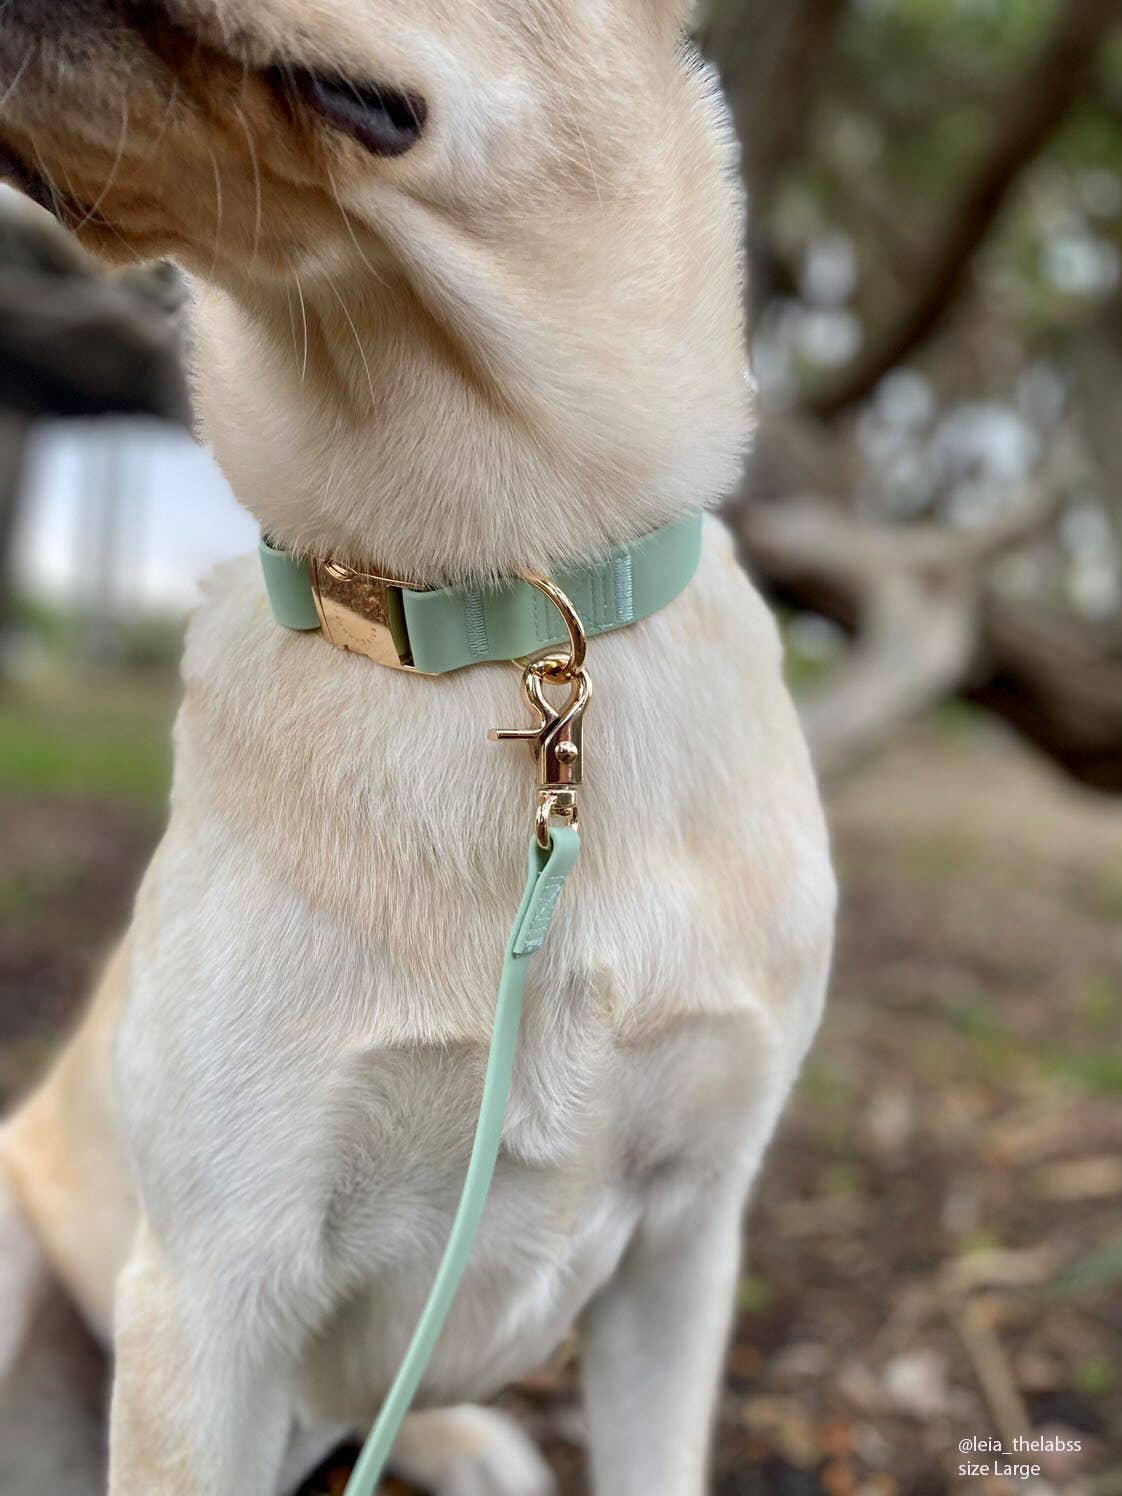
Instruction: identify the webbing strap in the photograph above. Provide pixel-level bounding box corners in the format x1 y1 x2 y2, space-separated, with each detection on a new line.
343 827 581 1495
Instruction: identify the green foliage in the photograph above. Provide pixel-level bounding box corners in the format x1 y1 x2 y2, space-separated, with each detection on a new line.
1086 865 1122 921
1045 1046 1122 1096
1076 971 1122 1032
1056 1238 1122 1299
737 1274 775 1314
12 595 185 671
764 0 1122 393
0 679 175 807
1073 1354 1117 1398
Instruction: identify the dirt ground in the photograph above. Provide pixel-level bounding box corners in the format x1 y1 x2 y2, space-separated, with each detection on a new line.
1 709 1119 1496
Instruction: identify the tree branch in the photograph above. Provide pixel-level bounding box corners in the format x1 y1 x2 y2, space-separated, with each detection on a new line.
0 269 189 422
968 601 1122 792
699 0 849 316
0 195 188 423
805 0 1122 420
700 0 849 193
0 410 31 634
730 488 1117 786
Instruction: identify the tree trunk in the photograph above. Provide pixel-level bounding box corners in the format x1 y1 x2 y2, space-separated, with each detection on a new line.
0 410 31 638
700 0 849 321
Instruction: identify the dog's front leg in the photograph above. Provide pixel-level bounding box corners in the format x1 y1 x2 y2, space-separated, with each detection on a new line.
109 1227 294 1496
579 1175 746 1496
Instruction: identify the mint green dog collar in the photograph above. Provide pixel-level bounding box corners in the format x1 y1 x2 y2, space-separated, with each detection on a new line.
260 511 703 673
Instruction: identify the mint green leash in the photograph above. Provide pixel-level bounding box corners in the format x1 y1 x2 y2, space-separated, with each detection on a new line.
343 827 580 1496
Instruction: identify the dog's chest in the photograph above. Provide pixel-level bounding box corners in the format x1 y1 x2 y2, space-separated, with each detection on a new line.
130 533 832 1412
294 1012 752 1417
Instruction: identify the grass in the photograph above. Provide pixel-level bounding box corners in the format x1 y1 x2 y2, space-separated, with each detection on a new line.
1055 1238 1122 1298
939 989 1122 1094
0 673 176 808
1047 1047 1122 1097
0 864 78 918
1077 972 1122 1034
737 1273 775 1313
1087 864 1122 921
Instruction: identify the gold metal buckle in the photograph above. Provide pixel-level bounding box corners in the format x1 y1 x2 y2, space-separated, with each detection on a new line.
309 558 427 671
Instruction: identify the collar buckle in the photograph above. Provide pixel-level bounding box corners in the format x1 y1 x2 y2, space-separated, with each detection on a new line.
309 558 428 671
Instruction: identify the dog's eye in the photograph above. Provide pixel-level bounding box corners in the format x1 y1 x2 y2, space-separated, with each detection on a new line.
286 70 428 158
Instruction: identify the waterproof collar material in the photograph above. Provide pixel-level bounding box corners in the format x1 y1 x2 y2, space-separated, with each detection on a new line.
260 511 704 674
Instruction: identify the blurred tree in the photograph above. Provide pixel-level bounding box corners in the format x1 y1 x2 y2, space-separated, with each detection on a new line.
0 409 29 633
699 0 849 317
700 0 1122 791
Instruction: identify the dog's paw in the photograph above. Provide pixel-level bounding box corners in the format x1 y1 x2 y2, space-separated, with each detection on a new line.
392 1406 557 1496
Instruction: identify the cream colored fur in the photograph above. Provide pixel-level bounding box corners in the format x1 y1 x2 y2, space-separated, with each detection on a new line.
0 1 835 1492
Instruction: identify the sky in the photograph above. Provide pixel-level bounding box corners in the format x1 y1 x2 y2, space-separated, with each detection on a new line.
13 418 261 617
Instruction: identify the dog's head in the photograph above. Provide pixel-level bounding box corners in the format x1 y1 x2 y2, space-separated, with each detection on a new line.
0 0 705 275
0 0 751 571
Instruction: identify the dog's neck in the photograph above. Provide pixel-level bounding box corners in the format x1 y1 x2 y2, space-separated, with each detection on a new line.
192 271 748 586
190 91 752 586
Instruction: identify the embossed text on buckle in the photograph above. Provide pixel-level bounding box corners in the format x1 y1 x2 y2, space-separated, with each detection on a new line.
309 558 427 670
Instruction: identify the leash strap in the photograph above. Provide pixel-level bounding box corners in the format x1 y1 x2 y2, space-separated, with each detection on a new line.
343 827 581 1496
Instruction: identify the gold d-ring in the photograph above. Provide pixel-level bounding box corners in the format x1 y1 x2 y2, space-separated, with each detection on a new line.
519 571 588 680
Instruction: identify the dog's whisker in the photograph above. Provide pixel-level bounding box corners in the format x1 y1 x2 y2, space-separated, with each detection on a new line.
276 58 303 123
232 103 264 272
74 96 130 232
324 154 385 291
0 46 32 111
404 87 426 139
62 116 144 262
27 133 67 221
205 140 225 281
324 271 378 412
293 272 310 384
143 73 181 166
49 146 87 221
282 281 301 371
86 202 144 263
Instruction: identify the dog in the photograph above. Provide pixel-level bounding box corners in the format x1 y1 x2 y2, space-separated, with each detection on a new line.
0 2 836 1492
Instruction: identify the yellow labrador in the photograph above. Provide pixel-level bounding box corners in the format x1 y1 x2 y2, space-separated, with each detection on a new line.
0 2 836 1492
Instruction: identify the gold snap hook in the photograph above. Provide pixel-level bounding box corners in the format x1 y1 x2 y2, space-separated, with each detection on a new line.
491 576 591 849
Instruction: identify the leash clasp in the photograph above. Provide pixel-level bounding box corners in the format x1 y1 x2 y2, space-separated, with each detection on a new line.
490 572 592 850
490 661 590 849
